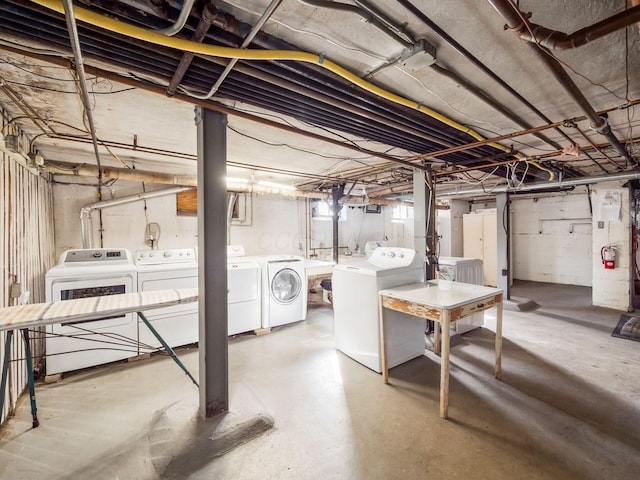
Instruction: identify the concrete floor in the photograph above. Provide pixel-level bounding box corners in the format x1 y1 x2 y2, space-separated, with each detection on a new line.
1 280 639 479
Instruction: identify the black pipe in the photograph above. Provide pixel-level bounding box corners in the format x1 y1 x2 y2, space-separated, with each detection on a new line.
166 1 216 96
394 0 578 147
431 64 562 150
487 0 635 166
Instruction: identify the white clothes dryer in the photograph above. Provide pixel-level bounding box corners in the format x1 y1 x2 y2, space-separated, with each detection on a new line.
227 257 262 335
134 248 198 350
45 248 139 375
332 247 425 373
247 255 307 329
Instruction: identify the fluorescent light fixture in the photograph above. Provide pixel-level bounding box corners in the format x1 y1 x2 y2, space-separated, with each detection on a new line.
258 180 296 191
226 177 249 184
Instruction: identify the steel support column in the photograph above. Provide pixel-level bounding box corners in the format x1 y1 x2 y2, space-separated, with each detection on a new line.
414 167 436 279
196 107 229 418
495 192 510 298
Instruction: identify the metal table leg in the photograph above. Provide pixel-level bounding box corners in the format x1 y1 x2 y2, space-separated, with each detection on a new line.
137 312 199 388
0 331 14 425
21 329 39 428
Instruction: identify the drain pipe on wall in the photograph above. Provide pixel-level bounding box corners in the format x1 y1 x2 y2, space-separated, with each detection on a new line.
80 186 192 248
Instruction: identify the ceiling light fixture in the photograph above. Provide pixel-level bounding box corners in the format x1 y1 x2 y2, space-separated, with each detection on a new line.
258 180 296 191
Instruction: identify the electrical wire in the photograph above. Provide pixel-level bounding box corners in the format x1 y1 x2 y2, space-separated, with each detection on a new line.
227 123 396 162
30 0 527 168
507 0 627 102
392 65 515 132
2 79 135 95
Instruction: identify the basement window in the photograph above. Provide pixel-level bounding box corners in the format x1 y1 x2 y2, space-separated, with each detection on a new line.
311 200 347 221
391 205 413 223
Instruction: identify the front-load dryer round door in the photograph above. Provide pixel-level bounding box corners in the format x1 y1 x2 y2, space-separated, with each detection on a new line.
271 268 302 304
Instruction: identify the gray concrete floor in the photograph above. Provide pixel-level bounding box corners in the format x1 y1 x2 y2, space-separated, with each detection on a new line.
1 280 640 479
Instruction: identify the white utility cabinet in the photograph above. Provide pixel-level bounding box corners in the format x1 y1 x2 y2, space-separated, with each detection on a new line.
463 209 497 286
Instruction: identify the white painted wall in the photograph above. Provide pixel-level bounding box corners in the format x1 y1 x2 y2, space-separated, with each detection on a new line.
53 182 199 257
591 183 632 312
511 189 593 286
53 182 412 260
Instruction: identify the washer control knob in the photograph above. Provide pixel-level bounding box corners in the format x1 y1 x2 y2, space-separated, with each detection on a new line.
398 253 404 258
163 251 172 258
387 251 396 258
92 251 103 258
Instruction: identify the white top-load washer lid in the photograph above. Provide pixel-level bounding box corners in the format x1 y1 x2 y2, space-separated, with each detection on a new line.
438 256 481 266
333 247 423 277
134 248 196 267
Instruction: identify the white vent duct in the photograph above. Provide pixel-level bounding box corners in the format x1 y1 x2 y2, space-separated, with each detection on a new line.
80 186 192 248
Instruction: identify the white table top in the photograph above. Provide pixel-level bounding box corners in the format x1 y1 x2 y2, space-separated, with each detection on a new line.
379 280 503 309
0 288 198 332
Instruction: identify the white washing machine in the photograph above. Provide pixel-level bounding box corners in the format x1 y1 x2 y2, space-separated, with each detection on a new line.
226 245 262 335
45 248 139 375
332 247 425 373
247 255 307 329
437 256 485 334
134 248 198 350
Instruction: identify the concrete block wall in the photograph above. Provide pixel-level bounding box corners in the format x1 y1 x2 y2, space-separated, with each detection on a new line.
511 189 592 286
591 182 632 312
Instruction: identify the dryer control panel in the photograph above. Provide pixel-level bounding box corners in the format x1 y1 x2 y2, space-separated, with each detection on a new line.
368 247 418 268
135 248 196 265
60 248 133 265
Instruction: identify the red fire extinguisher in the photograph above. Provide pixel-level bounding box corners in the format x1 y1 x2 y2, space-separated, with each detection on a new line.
601 246 616 269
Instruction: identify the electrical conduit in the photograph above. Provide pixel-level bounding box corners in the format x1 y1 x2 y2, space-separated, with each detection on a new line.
31 0 554 179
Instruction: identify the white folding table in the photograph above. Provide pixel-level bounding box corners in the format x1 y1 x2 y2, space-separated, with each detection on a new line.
0 288 199 428
378 280 503 419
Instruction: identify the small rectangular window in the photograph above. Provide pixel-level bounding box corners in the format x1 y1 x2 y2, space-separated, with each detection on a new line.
311 200 347 221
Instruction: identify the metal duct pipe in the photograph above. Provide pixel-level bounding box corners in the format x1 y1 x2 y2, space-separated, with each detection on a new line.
226 192 238 243
195 0 285 100
503 4 640 50
80 186 192 248
166 1 217 96
45 161 198 185
437 171 640 198
61 0 103 183
487 0 635 166
156 0 195 36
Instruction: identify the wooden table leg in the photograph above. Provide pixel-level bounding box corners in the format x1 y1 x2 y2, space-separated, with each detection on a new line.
495 296 503 380
439 311 451 419
434 321 441 355
379 295 389 383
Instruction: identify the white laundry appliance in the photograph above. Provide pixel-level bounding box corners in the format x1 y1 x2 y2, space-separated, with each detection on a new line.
247 255 307 329
134 248 198 350
45 248 139 375
332 247 425 373
437 256 485 334
227 246 262 335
